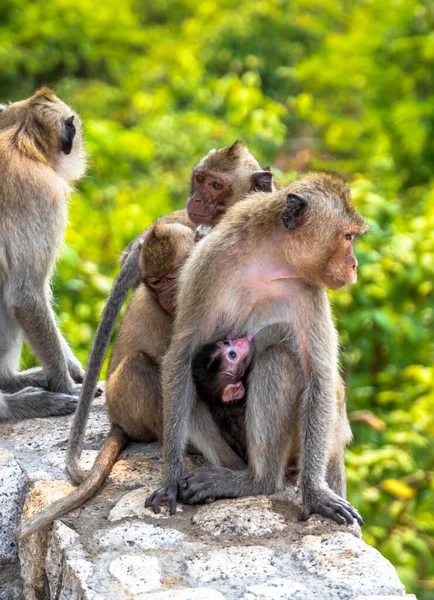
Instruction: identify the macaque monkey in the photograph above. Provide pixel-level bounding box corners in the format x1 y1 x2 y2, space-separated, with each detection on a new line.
192 333 254 461
0 88 86 422
66 141 276 483
193 334 254 403
18 220 243 538
146 173 366 526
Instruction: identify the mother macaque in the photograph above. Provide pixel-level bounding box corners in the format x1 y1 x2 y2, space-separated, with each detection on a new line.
66 140 277 483
146 173 366 526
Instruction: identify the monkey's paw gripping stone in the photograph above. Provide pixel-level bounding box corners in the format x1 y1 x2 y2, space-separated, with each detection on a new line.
109 485 184 521
192 496 287 537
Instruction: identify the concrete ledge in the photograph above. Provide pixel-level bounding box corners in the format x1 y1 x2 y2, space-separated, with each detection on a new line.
0 398 411 599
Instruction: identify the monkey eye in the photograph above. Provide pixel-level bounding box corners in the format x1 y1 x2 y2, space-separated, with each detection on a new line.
229 350 237 360
147 278 160 287
211 181 223 190
344 233 356 242
223 341 231 347
196 173 205 183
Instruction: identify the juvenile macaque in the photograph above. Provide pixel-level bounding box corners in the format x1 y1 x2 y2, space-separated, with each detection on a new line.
146 173 366 526
0 88 86 421
67 141 275 482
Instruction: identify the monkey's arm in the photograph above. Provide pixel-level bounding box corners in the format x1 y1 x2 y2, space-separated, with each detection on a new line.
146 329 202 515
67 242 142 483
59 336 85 383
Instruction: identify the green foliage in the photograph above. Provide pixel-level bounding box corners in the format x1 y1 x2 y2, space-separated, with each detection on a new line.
2 1 433 595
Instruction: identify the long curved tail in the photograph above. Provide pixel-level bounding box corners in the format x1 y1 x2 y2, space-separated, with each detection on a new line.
17 425 129 539
67 241 142 483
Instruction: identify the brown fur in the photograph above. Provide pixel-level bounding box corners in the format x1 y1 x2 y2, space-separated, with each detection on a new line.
17 143 278 538
17 221 240 539
146 173 366 526
65 141 276 484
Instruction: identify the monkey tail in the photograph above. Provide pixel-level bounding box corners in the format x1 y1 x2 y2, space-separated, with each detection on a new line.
17 425 129 540
67 240 142 483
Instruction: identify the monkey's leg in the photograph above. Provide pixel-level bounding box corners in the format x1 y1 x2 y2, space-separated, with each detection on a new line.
12 293 76 394
179 345 297 504
59 335 85 383
0 387 77 422
106 352 163 442
325 383 352 498
0 304 50 392
189 400 246 469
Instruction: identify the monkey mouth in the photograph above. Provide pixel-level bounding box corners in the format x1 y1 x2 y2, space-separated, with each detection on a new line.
190 212 213 222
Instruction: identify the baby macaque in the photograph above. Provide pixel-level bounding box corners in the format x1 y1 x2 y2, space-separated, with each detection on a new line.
192 333 254 460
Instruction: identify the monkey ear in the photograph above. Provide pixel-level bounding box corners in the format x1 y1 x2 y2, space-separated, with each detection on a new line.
250 170 273 193
222 382 246 403
227 140 245 156
282 193 307 229
0 105 5 115
60 115 76 155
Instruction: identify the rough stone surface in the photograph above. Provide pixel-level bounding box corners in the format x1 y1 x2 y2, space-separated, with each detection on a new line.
243 578 316 599
98 521 184 550
143 590 227 599
192 496 287 537
19 479 76 600
187 546 278 583
0 397 409 600
353 597 417 600
290 532 405 598
109 555 162 594
0 448 27 564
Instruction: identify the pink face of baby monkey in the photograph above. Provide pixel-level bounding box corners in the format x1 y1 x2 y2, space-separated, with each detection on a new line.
216 333 254 402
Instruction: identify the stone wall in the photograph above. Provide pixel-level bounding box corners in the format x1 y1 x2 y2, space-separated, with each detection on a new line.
0 398 416 600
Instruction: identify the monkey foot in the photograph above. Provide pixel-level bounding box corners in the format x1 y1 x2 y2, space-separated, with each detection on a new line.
301 487 364 527
178 467 224 505
145 484 178 515
5 388 78 420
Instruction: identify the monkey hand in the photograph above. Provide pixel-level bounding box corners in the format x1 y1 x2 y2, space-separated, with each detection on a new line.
145 483 179 515
301 486 364 527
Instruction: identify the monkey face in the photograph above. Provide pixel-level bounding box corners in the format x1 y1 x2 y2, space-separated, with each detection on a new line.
187 169 232 226
216 335 254 380
322 232 359 290
146 273 178 313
